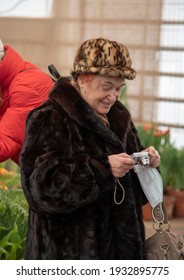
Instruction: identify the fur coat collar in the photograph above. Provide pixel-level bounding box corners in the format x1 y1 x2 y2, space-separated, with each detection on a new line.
49 77 137 153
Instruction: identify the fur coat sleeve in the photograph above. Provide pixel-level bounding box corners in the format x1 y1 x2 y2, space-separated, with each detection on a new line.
21 105 103 214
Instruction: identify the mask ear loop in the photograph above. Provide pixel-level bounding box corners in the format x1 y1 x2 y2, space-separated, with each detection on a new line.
114 178 125 205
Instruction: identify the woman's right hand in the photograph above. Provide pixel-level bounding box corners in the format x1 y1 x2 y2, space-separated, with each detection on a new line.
108 153 135 178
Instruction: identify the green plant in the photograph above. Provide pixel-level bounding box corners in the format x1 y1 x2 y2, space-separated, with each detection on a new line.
137 123 170 153
175 148 184 190
0 162 21 190
0 189 28 259
119 84 128 106
159 144 179 188
137 123 184 190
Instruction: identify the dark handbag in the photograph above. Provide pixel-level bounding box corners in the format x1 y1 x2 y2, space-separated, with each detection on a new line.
133 159 184 259
145 202 184 260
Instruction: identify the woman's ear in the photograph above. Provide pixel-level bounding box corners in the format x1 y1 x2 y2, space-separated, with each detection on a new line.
77 75 88 90
78 74 87 83
78 74 93 85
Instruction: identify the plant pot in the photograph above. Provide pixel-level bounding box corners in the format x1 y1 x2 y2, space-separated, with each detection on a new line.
164 195 176 219
174 197 184 217
142 203 152 221
165 188 184 218
142 195 176 221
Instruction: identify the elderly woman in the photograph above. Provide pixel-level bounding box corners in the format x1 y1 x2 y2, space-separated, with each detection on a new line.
20 38 160 260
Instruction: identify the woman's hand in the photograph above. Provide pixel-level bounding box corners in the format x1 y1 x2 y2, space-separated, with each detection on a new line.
108 146 160 178
108 153 135 178
144 146 161 168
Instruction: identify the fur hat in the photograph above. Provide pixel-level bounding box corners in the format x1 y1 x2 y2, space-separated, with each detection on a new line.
71 38 136 80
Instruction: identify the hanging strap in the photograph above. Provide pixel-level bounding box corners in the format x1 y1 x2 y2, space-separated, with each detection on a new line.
48 64 61 81
114 178 125 205
152 201 168 224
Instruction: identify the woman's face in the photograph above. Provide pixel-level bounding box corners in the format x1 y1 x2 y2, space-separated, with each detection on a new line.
78 75 125 115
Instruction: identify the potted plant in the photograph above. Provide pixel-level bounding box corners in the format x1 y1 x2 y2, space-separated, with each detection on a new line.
137 123 170 152
164 148 184 217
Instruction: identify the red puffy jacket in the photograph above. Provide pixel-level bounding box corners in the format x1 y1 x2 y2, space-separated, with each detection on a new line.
0 45 54 165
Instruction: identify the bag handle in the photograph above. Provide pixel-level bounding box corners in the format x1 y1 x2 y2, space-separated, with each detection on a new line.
152 201 169 225
133 164 169 226
48 64 61 81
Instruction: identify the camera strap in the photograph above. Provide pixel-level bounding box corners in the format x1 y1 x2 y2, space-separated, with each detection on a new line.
114 178 125 205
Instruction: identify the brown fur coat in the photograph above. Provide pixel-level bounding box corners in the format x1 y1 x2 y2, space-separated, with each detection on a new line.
20 77 147 260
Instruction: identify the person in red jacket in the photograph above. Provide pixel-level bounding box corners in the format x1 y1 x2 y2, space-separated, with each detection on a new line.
0 39 54 165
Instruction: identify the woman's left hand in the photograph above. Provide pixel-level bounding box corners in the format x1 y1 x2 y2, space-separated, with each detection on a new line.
144 146 161 168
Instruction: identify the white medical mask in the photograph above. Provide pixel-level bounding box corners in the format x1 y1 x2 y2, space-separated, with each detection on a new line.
133 164 163 209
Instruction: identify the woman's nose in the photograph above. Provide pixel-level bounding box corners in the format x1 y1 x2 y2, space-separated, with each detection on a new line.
109 93 117 103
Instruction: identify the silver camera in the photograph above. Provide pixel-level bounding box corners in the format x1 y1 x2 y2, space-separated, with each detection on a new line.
131 152 150 166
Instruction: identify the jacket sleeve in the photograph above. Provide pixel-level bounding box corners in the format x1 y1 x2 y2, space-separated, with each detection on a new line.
0 105 26 163
0 74 53 164
20 107 100 215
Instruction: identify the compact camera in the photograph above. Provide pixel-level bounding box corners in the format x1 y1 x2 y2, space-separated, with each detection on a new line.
131 152 150 166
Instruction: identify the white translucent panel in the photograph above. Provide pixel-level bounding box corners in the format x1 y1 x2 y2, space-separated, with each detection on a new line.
101 24 146 45
83 23 105 39
127 78 142 96
155 101 184 126
142 101 155 122
158 76 184 99
83 0 104 19
144 51 159 72
100 0 161 20
102 0 147 20
126 99 140 120
127 75 158 99
54 46 77 72
130 50 144 72
54 22 82 43
143 76 158 97
158 51 184 74
0 20 51 42
160 25 184 48
128 100 155 123
0 0 53 18
146 25 160 46
170 127 184 148
52 0 81 19
162 0 184 21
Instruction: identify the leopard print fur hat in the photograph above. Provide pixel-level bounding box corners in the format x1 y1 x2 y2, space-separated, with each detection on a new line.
71 38 136 80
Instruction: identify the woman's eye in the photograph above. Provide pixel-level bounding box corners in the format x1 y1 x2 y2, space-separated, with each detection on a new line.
103 87 112 91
